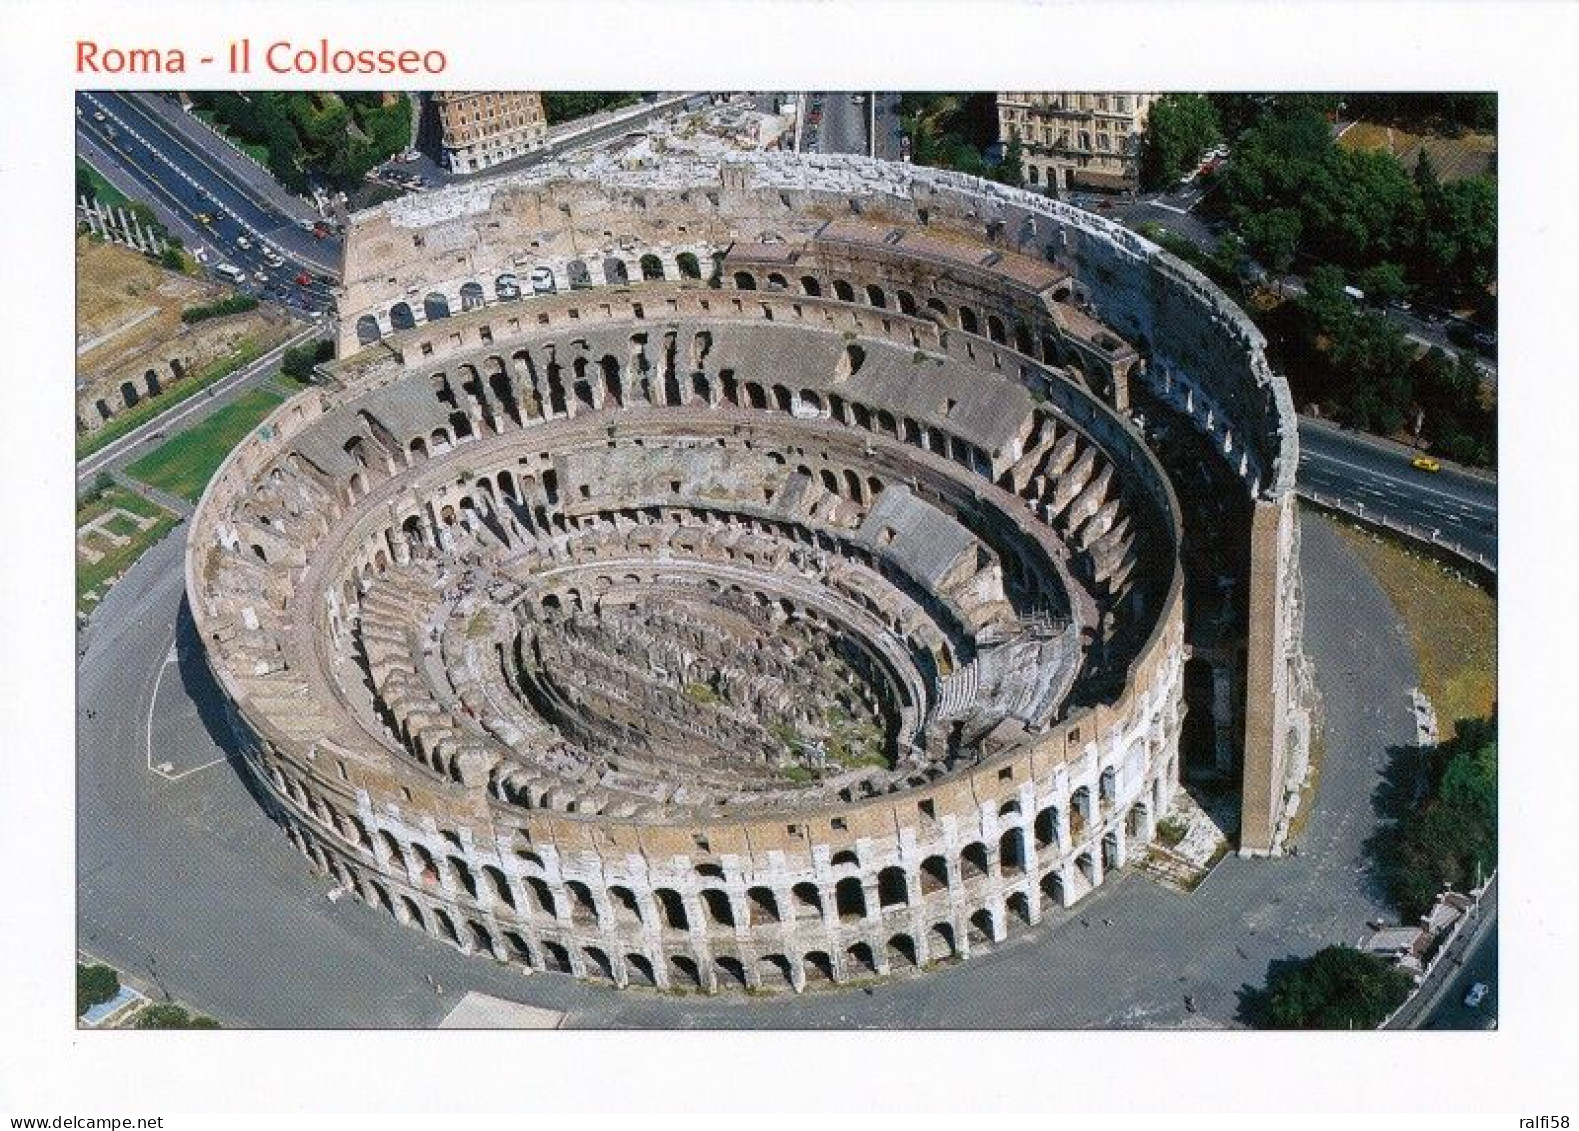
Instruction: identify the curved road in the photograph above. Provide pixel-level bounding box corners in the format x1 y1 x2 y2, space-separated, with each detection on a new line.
78 507 1440 1028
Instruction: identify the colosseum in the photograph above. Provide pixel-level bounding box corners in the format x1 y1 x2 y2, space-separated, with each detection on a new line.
186 151 1310 995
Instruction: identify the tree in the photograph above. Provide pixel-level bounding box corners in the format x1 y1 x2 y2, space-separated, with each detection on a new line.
1249 946 1413 1029
1241 207 1302 274
77 963 120 1017
76 163 98 205
1356 261 1409 305
133 1003 221 1029
994 135 1024 186
1141 93 1221 190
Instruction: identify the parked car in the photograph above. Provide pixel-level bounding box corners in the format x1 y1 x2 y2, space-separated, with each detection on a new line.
1464 982 1489 1008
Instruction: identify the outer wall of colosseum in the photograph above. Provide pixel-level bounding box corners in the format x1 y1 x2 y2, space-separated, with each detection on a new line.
185 153 1307 994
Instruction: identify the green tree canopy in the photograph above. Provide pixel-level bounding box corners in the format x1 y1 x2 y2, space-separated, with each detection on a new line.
76 963 120 1017
1251 946 1414 1029
1141 93 1222 190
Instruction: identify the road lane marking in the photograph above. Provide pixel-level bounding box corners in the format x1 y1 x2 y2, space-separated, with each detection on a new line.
1300 447 1496 513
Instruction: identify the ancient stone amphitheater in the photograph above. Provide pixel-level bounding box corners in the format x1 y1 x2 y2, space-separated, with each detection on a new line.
187 152 1309 994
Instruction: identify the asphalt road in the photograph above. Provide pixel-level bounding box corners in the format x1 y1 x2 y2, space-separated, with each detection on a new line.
807 92 871 157
76 508 1444 1028
77 90 339 313
1421 917 1498 1030
1298 420 1498 562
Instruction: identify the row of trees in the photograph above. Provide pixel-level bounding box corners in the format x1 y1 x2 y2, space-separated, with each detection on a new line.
1206 100 1496 308
1266 266 1496 464
1371 717 1498 920
899 93 1022 186
1243 946 1414 1029
542 93 641 127
189 92 411 194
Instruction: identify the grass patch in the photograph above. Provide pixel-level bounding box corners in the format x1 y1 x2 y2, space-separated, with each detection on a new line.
76 337 270 460
683 681 720 705
76 159 129 209
1155 815 1188 849
126 387 285 502
1330 518 1497 737
76 486 176 615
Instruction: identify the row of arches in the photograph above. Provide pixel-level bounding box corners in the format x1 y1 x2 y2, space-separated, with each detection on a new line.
353 251 709 346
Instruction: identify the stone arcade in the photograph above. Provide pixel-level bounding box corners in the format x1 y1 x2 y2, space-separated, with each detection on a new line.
186 151 1309 994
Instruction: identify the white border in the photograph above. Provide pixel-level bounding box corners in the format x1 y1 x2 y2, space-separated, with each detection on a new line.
4 0 1577 1115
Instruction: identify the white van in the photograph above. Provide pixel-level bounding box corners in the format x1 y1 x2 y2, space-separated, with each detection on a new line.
215 263 247 285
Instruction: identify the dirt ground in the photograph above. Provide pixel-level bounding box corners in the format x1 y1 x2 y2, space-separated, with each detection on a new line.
1337 121 1496 182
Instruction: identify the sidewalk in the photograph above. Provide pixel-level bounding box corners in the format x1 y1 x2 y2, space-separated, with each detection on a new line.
1383 874 1499 1029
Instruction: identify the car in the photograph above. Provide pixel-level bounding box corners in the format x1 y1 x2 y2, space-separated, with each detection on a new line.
1411 456 1442 473
1464 982 1489 1008
235 235 252 250
400 150 422 163
253 271 270 284
93 109 107 122
850 93 866 105
194 212 214 225
262 251 284 268
295 271 311 286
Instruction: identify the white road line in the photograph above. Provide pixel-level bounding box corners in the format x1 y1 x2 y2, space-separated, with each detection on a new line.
144 633 176 777
1301 448 1496 513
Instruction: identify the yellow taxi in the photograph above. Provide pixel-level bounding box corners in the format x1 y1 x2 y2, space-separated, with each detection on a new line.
1411 455 1442 473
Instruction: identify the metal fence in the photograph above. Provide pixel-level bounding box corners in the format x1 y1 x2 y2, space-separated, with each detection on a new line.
1298 486 1497 580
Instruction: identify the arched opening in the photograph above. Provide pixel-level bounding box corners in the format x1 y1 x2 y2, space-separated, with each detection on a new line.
877 866 908 909
398 895 426 930
119 381 140 408
864 283 887 308
410 842 440 886
834 876 866 921
733 270 757 291
846 941 877 975
759 954 794 990
495 273 520 301
640 254 665 281
919 855 949 895
542 941 572 973
803 951 835 983
958 306 979 335
447 855 479 899
1034 805 1060 849
469 919 496 956
1007 891 1032 925
503 931 534 965
1040 869 1065 907
609 885 642 924
832 279 855 302
390 302 415 331
582 946 614 982
929 922 957 960
675 252 702 280
700 888 735 928
625 953 656 987
525 876 557 917
482 865 514 909
959 842 989 880
968 908 996 944
998 828 1025 876
567 259 592 289
423 292 451 321
800 275 822 297
603 258 630 285
1182 657 1217 772
144 368 161 396
459 282 485 311
566 880 599 925
896 290 917 316
670 955 701 988
746 886 781 925
432 907 462 947
792 882 823 920
1071 787 1092 838
355 315 381 345
655 888 689 931
887 933 918 970
987 314 1007 344
714 955 748 989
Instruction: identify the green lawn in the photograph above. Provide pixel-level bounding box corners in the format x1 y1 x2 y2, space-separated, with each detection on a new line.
126 388 285 502
77 159 130 209
76 485 177 614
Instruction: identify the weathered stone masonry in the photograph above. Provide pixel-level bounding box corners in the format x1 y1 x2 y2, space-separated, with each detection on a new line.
186 152 1306 994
